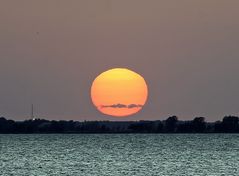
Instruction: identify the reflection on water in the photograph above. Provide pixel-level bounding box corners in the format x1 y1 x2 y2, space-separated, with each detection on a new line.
0 134 238 176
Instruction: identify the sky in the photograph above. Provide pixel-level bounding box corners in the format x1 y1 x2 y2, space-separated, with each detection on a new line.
0 0 239 121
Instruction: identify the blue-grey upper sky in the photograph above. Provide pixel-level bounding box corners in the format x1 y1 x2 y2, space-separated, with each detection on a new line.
0 0 239 121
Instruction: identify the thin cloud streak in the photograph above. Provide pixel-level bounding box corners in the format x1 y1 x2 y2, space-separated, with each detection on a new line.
100 104 143 109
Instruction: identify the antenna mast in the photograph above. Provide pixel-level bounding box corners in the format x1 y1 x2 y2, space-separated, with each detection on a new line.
31 104 35 120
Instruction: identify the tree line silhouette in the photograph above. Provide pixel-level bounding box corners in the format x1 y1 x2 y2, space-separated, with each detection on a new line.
0 116 238 133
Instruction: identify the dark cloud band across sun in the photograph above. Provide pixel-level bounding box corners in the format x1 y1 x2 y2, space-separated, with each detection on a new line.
100 104 143 109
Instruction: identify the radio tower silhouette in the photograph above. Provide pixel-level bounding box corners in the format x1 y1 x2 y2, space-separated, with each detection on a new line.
31 104 35 120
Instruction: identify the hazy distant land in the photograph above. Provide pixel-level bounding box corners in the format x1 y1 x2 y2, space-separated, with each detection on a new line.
0 116 238 133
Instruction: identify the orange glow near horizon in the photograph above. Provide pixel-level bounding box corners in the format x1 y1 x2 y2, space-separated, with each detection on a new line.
91 68 148 117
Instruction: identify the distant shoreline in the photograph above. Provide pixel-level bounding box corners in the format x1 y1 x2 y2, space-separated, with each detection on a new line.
1 132 239 134
1 116 239 134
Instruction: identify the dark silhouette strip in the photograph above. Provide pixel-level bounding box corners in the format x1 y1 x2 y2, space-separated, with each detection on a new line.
0 116 239 133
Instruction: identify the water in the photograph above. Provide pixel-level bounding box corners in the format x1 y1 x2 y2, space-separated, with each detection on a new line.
0 134 238 176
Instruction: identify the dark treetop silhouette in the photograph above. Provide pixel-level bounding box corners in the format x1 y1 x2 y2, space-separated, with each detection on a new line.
0 116 238 133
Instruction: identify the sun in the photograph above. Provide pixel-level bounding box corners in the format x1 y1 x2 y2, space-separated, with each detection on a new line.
91 68 148 117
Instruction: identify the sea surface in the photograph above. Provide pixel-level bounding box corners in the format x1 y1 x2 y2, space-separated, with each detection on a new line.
0 134 238 176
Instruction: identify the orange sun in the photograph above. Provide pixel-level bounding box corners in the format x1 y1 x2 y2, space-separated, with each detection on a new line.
91 68 148 117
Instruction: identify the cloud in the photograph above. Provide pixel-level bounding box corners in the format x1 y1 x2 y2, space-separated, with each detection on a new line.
100 104 127 108
100 103 143 109
127 104 143 109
